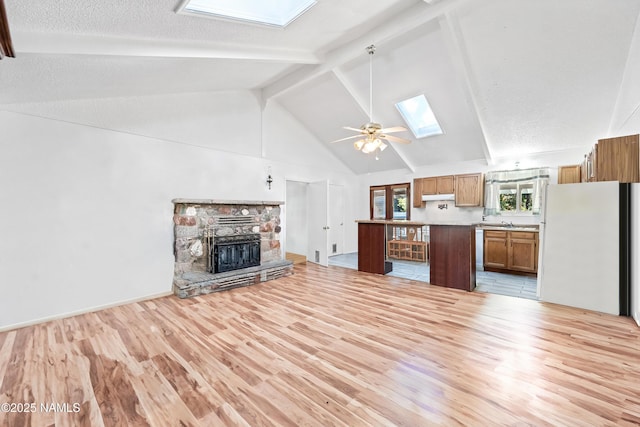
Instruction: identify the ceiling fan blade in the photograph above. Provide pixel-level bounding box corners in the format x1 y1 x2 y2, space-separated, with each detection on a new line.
343 126 365 133
380 134 411 144
329 134 363 143
378 126 407 134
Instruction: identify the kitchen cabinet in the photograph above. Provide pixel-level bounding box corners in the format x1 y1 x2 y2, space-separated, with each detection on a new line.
483 230 508 269
558 165 581 184
421 175 454 195
509 231 538 273
412 178 423 208
454 173 483 207
579 134 639 183
594 135 639 183
430 225 476 291
483 230 538 275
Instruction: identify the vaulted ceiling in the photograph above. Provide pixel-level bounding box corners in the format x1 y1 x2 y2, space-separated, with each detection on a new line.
2 0 640 174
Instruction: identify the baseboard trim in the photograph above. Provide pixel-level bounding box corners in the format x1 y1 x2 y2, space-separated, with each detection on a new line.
0 291 174 333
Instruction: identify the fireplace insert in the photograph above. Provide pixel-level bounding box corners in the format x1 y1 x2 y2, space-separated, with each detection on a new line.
213 234 261 273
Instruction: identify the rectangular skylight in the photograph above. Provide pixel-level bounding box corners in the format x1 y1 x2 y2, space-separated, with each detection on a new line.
177 0 317 28
395 94 444 139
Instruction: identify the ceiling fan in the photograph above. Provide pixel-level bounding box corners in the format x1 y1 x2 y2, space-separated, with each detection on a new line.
330 44 410 156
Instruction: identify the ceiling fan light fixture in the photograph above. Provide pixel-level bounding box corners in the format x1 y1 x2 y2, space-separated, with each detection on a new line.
362 141 377 154
328 45 410 153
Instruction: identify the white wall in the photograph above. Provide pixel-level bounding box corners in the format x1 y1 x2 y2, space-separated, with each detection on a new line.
609 8 640 135
0 92 359 330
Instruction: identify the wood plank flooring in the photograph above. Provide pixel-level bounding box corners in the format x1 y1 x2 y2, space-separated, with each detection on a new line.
1 263 640 426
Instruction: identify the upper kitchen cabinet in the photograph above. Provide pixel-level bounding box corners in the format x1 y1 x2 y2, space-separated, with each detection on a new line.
454 173 484 207
422 176 454 195
413 173 484 208
412 176 453 208
558 165 581 184
412 178 423 208
581 134 639 183
595 135 639 183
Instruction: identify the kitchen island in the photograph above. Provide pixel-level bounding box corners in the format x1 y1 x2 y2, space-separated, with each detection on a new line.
356 220 476 291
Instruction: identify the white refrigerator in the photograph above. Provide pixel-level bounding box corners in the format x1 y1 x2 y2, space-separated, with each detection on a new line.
538 181 621 315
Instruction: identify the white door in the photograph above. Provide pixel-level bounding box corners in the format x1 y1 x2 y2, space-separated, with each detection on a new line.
328 184 344 257
285 180 308 258
307 180 329 266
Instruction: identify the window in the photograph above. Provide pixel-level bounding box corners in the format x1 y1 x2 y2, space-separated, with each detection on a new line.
177 0 317 27
371 188 386 220
392 186 408 219
498 182 533 212
370 183 411 220
483 168 550 216
395 94 444 138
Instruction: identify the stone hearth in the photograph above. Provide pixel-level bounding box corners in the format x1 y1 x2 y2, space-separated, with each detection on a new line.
172 199 293 298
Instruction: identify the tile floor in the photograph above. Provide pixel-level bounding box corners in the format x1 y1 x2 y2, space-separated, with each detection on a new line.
328 252 538 300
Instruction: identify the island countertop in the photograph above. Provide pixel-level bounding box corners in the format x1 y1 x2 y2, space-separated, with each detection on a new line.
355 219 428 226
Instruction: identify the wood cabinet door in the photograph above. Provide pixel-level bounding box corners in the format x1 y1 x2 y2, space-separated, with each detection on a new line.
483 231 508 269
595 135 639 183
421 177 437 195
436 176 454 194
455 173 483 207
412 178 424 208
508 235 537 273
558 165 581 184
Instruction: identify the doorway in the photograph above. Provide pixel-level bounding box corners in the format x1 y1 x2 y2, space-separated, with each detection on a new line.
285 180 344 267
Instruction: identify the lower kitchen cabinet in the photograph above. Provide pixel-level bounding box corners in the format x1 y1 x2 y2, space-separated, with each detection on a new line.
509 232 538 273
483 231 508 269
483 230 538 275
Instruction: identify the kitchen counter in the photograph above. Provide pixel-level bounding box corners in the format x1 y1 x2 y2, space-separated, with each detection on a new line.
475 223 539 232
356 219 427 226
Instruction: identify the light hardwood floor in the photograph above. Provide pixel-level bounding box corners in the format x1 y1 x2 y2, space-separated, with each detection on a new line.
1 263 639 426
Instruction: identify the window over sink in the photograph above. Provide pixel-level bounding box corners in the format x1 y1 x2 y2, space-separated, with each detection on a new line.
484 168 549 216
499 182 533 212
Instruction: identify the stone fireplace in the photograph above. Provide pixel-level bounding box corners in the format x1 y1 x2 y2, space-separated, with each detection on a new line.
172 199 293 298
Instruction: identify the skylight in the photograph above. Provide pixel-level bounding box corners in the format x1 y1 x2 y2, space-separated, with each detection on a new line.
177 0 317 28
395 95 444 139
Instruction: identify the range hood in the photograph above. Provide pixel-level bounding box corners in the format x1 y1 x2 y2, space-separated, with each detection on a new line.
422 194 455 201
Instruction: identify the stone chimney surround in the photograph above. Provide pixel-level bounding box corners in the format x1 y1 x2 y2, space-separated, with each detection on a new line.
172 199 293 298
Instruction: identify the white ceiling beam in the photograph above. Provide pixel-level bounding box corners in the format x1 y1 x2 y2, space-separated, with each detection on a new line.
332 68 368 118
437 10 493 164
11 30 320 63
263 0 472 100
